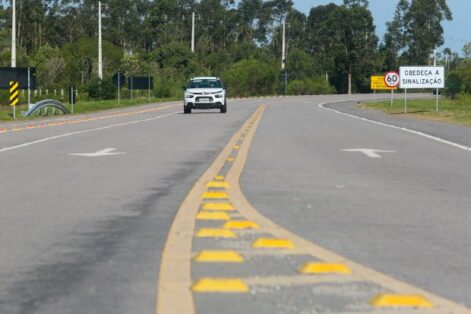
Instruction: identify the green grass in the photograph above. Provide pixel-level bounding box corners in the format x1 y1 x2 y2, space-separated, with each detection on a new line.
0 96 180 121
361 94 471 126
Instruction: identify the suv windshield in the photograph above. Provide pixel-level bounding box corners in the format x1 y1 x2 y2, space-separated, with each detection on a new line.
188 79 222 89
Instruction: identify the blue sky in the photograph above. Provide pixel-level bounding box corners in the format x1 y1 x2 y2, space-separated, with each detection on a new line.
293 0 470 54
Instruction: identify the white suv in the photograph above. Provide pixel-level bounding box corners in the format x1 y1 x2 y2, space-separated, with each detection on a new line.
184 77 227 114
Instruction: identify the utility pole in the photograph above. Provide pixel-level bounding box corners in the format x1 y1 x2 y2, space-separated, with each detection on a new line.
281 20 286 71
191 12 195 53
434 49 439 112
98 1 103 80
281 20 288 94
11 0 16 68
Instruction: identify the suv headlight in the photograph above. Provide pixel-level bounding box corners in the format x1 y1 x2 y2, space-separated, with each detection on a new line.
215 93 224 98
185 92 195 99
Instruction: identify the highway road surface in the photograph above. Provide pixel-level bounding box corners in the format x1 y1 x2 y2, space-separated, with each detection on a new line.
0 95 470 314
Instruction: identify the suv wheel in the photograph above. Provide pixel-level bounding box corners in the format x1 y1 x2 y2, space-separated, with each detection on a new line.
220 102 227 113
184 106 191 114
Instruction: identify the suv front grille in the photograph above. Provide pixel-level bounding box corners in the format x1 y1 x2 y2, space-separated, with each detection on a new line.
196 97 213 102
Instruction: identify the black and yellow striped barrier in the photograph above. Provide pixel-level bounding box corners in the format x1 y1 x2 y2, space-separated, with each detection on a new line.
10 81 19 107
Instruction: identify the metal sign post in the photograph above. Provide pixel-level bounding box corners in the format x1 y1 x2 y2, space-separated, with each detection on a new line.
404 89 407 115
391 89 394 107
148 75 151 101
27 67 31 110
118 72 121 105
69 86 75 113
436 88 439 112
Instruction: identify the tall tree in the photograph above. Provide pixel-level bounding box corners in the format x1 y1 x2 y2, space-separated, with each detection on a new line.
385 0 452 65
308 3 378 93
306 4 339 84
383 0 409 69
463 42 471 59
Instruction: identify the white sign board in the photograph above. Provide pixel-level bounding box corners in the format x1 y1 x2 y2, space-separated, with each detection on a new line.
399 66 445 89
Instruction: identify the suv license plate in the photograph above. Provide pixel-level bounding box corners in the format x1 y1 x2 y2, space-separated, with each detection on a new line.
199 98 210 102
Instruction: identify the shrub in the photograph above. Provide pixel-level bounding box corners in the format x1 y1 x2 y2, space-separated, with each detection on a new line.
287 77 335 95
87 76 116 100
445 72 463 99
222 59 279 97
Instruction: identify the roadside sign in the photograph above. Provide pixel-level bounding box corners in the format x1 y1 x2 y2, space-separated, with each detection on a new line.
370 76 396 90
399 66 445 89
0 67 36 89
384 71 400 88
128 76 153 90
9 81 19 107
9 81 19 120
112 73 126 87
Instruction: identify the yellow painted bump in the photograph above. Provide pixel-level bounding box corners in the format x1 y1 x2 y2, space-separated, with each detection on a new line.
370 294 433 308
206 181 230 188
196 211 230 221
224 220 260 230
192 278 249 293
193 250 244 263
196 228 236 238
202 203 235 211
201 191 229 199
233 145 240 149
226 158 235 162
299 263 352 274
214 176 225 181
252 238 294 249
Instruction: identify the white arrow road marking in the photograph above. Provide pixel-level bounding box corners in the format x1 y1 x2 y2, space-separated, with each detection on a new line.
342 149 395 158
69 148 126 157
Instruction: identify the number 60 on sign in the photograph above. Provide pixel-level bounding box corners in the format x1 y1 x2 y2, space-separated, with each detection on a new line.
384 71 400 88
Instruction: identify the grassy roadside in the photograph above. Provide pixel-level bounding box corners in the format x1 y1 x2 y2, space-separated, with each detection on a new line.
0 96 180 121
361 95 471 126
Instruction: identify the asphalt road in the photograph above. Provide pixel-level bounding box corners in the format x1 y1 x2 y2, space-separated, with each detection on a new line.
0 95 470 314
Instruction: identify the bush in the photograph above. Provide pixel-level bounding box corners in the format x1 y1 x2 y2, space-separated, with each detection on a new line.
445 72 463 99
222 59 279 97
287 77 335 95
87 76 116 100
154 78 183 98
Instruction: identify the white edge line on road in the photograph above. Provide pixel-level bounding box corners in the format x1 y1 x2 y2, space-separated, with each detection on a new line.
318 100 471 152
0 111 179 154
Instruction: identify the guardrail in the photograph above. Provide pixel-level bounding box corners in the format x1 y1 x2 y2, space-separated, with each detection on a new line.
22 99 70 117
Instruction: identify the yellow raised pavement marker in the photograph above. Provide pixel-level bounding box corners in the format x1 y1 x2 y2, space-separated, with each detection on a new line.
201 191 229 199
193 250 244 263
214 175 225 181
226 158 235 162
206 181 230 188
370 294 433 308
233 145 240 149
202 203 235 211
196 211 230 221
224 220 260 230
252 238 295 249
192 278 249 293
299 263 352 274
196 228 236 238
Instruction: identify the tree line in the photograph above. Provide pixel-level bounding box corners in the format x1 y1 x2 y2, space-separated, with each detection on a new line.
0 0 469 99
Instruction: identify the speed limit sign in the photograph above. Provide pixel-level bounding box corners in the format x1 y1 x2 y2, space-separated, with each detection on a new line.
384 71 400 88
